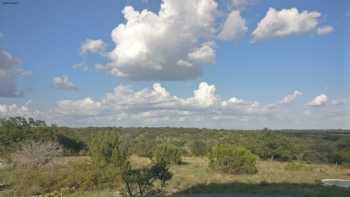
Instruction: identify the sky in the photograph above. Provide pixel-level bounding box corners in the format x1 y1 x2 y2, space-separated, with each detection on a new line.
0 0 349 129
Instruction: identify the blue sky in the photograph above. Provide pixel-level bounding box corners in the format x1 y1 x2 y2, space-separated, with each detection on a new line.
0 0 349 129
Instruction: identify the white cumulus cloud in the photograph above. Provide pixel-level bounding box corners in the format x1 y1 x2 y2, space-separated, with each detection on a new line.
306 94 328 107
252 8 321 41
99 0 218 80
53 75 79 91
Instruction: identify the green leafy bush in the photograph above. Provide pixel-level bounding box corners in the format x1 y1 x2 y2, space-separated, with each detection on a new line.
121 160 172 196
190 140 209 156
153 144 183 165
209 145 257 174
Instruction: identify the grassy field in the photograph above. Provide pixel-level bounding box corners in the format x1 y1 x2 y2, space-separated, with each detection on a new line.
66 156 350 197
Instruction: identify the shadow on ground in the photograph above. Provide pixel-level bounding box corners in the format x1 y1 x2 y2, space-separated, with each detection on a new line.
164 182 350 197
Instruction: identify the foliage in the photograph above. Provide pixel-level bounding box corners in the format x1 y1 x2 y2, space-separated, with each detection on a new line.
190 140 209 156
153 144 183 165
149 159 173 188
122 160 173 196
209 145 257 174
0 117 54 157
56 134 87 155
86 132 129 191
88 131 128 168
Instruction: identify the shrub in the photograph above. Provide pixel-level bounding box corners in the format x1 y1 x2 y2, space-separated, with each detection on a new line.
153 144 182 165
190 140 209 156
149 159 173 188
88 132 128 168
122 160 172 197
87 132 129 190
12 141 62 168
209 145 257 174
56 134 87 155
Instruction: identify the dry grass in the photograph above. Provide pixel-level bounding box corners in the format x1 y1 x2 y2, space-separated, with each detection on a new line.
146 156 350 194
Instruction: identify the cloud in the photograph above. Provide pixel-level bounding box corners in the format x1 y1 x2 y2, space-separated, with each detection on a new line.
1 83 348 128
98 0 218 81
0 102 40 119
252 8 321 41
306 94 328 107
80 39 106 54
51 81 276 127
55 97 102 115
53 75 79 91
218 10 248 41
317 25 335 35
332 98 347 106
281 90 303 104
0 49 26 97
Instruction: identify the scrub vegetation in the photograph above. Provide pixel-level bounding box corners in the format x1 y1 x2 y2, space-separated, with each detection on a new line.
0 117 350 196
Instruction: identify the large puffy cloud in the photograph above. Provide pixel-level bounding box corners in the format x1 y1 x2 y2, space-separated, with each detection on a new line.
218 10 247 41
252 8 322 41
0 49 26 97
53 75 79 91
98 0 218 80
306 94 328 107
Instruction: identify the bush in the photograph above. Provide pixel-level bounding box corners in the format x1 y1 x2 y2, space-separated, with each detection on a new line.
149 159 172 188
122 160 173 197
87 132 129 190
56 134 87 155
153 144 182 165
209 145 257 174
190 140 209 156
88 132 128 168
12 141 62 168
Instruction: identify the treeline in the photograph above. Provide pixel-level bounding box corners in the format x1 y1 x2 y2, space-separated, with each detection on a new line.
1 117 350 165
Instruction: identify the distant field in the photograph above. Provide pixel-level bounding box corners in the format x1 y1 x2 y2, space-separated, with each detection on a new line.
66 156 350 197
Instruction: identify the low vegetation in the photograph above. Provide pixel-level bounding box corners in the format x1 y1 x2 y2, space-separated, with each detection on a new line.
209 145 257 174
0 117 350 196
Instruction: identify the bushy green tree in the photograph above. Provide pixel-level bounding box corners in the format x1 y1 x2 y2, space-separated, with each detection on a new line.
122 160 172 197
88 132 127 168
153 144 182 165
209 144 257 174
149 159 173 188
87 132 129 189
